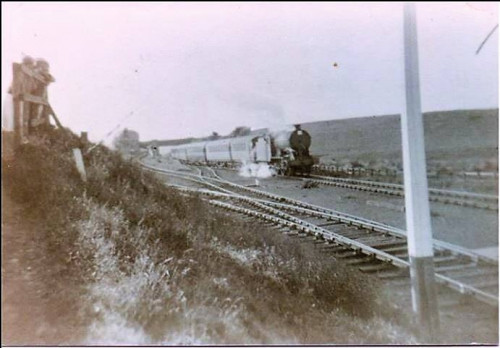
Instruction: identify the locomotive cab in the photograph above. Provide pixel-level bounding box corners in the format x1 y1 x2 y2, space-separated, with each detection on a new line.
251 135 272 163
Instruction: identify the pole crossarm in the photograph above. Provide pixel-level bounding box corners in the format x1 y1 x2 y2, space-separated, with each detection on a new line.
21 93 49 106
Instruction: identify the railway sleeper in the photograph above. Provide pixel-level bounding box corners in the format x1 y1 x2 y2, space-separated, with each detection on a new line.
442 267 498 280
302 218 329 226
364 237 407 249
345 257 375 266
318 247 340 254
390 253 409 260
297 232 312 238
376 268 410 279
432 248 454 257
353 236 398 245
387 248 409 256
330 228 372 239
333 250 360 259
471 279 499 290
354 236 403 247
300 236 319 244
434 262 478 273
433 255 462 265
377 244 408 253
339 231 376 241
317 241 343 248
308 232 324 240
320 246 346 254
436 253 472 264
348 222 364 228
358 262 394 273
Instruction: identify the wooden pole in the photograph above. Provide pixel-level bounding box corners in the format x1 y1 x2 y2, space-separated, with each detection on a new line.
48 105 64 129
12 64 21 146
80 131 88 142
12 97 21 146
402 2 439 341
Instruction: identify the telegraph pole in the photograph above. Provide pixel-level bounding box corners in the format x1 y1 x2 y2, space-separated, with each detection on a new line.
402 2 439 341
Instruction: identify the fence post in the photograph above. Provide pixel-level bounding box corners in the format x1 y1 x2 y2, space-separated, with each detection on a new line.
80 131 88 143
73 148 87 182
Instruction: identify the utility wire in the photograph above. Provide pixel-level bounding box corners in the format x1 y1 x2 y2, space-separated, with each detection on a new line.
86 110 135 153
476 24 498 55
87 68 170 153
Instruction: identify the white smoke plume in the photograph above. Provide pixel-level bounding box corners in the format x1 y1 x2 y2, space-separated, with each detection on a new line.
238 161 276 178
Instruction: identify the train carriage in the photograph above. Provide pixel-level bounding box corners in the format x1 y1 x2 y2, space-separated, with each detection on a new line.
171 142 206 162
185 143 207 162
170 147 187 161
228 136 252 163
205 138 232 163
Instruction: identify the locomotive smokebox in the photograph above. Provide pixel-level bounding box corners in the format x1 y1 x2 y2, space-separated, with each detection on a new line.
289 127 311 152
273 126 311 153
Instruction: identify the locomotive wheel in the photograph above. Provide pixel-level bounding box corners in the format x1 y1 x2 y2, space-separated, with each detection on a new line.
285 167 295 176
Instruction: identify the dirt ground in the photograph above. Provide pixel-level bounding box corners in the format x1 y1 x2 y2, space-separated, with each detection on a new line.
1 191 86 345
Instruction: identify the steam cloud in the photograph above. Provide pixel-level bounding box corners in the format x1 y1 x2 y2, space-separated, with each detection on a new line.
239 161 276 178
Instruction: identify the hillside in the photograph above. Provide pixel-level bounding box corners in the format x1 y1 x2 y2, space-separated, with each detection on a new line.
304 109 498 171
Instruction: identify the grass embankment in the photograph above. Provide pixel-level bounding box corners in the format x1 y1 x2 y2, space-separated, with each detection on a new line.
2 128 416 344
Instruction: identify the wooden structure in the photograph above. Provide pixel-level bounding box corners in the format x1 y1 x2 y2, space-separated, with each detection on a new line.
9 57 62 145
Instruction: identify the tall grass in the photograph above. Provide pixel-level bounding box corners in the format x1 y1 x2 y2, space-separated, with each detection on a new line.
2 127 417 344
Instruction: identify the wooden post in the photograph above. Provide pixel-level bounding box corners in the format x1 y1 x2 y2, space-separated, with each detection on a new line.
12 64 22 146
73 148 87 182
48 105 64 129
80 132 88 142
402 2 439 341
12 97 21 146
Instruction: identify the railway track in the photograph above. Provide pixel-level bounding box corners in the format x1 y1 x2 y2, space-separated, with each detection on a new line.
171 162 498 210
141 162 499 307
306 175 498 211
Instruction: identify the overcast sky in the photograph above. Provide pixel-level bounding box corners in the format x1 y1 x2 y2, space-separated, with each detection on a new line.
2 2 498 143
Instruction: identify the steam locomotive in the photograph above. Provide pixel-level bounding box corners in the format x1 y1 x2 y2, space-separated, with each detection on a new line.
169 124 314 176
